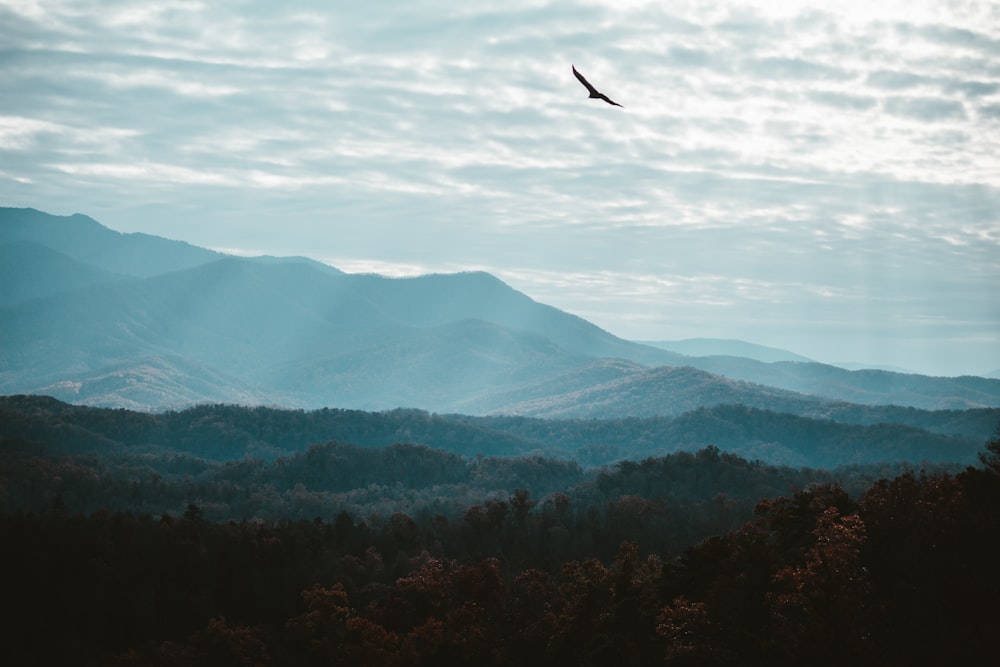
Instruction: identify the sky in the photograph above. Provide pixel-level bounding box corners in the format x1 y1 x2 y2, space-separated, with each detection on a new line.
2 0 999 377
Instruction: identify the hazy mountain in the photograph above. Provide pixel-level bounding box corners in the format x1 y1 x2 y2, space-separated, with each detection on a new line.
243 254 346 276
0 241 126 306
829 361 917 373
678 356 1000 411
329 271 683 366
492 365 828 419
0 207 221 278
0 251 678 412
634 338 996 409
3 206 999 417
32 354 282 411
461 358 648 415
266 318 589 411
639 338 814 363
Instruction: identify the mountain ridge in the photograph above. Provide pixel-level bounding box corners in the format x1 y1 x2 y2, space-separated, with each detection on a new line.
639 338 814 363
2 206 999 417
0 207 221 278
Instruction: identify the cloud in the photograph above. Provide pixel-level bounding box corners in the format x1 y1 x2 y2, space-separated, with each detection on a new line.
903 21 1000 55
866 70 938 90
744 56 853 82
978 103 1000 120
944 79 1000 97
883 95 968 121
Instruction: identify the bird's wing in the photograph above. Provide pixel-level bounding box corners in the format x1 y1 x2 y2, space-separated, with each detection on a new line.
599 93 624 108
572 65 600 95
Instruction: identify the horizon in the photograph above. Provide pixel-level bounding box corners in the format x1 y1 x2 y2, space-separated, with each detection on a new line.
2 1 998 377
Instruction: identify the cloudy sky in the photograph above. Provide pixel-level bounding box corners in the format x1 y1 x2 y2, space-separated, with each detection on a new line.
2 0 999 376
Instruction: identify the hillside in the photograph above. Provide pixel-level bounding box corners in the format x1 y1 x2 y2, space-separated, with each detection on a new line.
0 241 126 306
493 365 827 419
1 395 990 468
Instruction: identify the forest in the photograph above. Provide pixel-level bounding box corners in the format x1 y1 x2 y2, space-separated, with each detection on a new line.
1 396 999 664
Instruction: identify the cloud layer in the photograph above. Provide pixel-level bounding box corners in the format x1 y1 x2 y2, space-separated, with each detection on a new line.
2 0 999 375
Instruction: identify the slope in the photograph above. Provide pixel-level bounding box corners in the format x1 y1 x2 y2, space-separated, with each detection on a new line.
0 241 127 306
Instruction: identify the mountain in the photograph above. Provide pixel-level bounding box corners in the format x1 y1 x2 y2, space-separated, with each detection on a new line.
637 338 994 409
640 338 814 363
0 241 125 306
30 355 283 411
2 206 1000 418
0 250 681 411
326 271 681 365
266 318 589 412
0 207 221 277
676 356 1000 411
829 361 916 373
0 208 684 411
488 365 827 419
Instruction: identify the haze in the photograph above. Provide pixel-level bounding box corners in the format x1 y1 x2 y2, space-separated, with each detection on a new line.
2 1 998 376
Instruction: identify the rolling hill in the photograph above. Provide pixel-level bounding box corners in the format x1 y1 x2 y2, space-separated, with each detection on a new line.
0 395 991 467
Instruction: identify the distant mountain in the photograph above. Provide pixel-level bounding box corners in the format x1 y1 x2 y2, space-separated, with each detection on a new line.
635 339 994 410
0 208 682 412
331 271 681 366
242 254 345 276
0 207 221 277
0 258 688 413
31 355 283 411
2 206 999 419
640 338 814 363
0 241 126 306
829 361 916 373
677 356 1000 411
490 365 826 419
267 318 589 412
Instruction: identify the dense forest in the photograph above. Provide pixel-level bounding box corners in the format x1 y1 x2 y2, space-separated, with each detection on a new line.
1 394 992 467
2 395 999 664
0 396 950 523
3 449 999 665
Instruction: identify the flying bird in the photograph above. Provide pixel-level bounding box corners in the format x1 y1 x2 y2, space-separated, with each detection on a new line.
572 65 623 108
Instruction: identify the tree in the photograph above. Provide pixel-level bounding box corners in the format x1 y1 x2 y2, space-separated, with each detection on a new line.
656 597 721 666
285 583 352 665
770 507 869 661
509 489 535 525
977 423 1000 474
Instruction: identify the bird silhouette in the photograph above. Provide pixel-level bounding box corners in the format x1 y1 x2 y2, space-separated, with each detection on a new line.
572 65 623 108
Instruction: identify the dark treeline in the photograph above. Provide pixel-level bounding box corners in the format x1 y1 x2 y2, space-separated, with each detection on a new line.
3 449 1000 665
1 395 992 466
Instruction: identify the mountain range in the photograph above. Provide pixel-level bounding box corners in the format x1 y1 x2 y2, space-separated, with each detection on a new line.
2 207 999 430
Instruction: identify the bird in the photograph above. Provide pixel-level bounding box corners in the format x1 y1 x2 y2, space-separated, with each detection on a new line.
572 65 623 108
